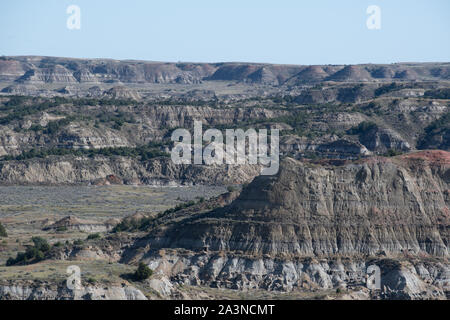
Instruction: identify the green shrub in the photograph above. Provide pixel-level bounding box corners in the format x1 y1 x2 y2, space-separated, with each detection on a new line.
29 124 45 132
6 257 15 266
31 237 51 252
374 82 402 96
6 237 50 266
347 121 377 135
0 222 7 237
163 201 196 215
73 239 84 246
133 262 153 281
113 198 206 233
53 241 63 248
87 277 97 285
424 88 450 99
384 149 403 157
87 233 101 240
113 217 154 233
417 112 450 149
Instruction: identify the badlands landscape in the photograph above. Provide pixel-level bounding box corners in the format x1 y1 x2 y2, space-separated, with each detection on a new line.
0 56 448 300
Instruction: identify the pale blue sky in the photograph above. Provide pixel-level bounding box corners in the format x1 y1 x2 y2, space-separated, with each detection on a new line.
0 0 449 64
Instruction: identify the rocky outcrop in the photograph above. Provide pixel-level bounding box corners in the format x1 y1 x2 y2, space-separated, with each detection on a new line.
0 59 30 82
1 84 39 95
179 89 217 102
0 156 261 185
281 135 372 159
17 65 78 84
43 215 111 233
0 281 147 300
359 127 412 153
293 84 377 104
103 86 141 100
137 252 447 299
145 152 449 257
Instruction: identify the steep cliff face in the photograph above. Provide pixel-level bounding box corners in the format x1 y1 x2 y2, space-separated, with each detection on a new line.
17 65 78 84
144 151 449 257
359 127 412 153
0 156 261 185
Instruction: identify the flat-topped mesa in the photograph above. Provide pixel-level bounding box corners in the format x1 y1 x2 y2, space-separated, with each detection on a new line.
147 151 450 257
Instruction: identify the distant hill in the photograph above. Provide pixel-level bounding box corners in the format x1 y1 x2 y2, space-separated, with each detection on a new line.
0 56 449 85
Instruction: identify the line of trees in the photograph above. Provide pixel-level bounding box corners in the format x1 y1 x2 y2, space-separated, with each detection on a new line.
0 143 168 162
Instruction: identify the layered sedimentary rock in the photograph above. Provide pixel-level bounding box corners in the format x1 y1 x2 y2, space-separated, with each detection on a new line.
0 104 287 157
139 252 448 299
0 282 146 300
145 151 449 257
0 57 449 86
43 215 113 233
121 151 449 298
280 135 372 159
17 65 78 84
0 156 261 185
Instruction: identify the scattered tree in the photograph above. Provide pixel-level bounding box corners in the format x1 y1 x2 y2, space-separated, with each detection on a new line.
0 222 7 237
87 233 101 240
6 237 50 266
133 262 153 281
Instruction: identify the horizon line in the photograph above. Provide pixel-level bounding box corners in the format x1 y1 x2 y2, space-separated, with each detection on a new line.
3 54 450 67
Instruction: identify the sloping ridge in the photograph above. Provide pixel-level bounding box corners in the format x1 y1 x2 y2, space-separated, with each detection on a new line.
326 65 373 82
146 151 450 257
285 65 331 84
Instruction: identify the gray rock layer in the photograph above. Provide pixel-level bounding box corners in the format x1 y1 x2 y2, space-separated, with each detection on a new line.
0 156 261 185
0 283 146 300
141 252 448 299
